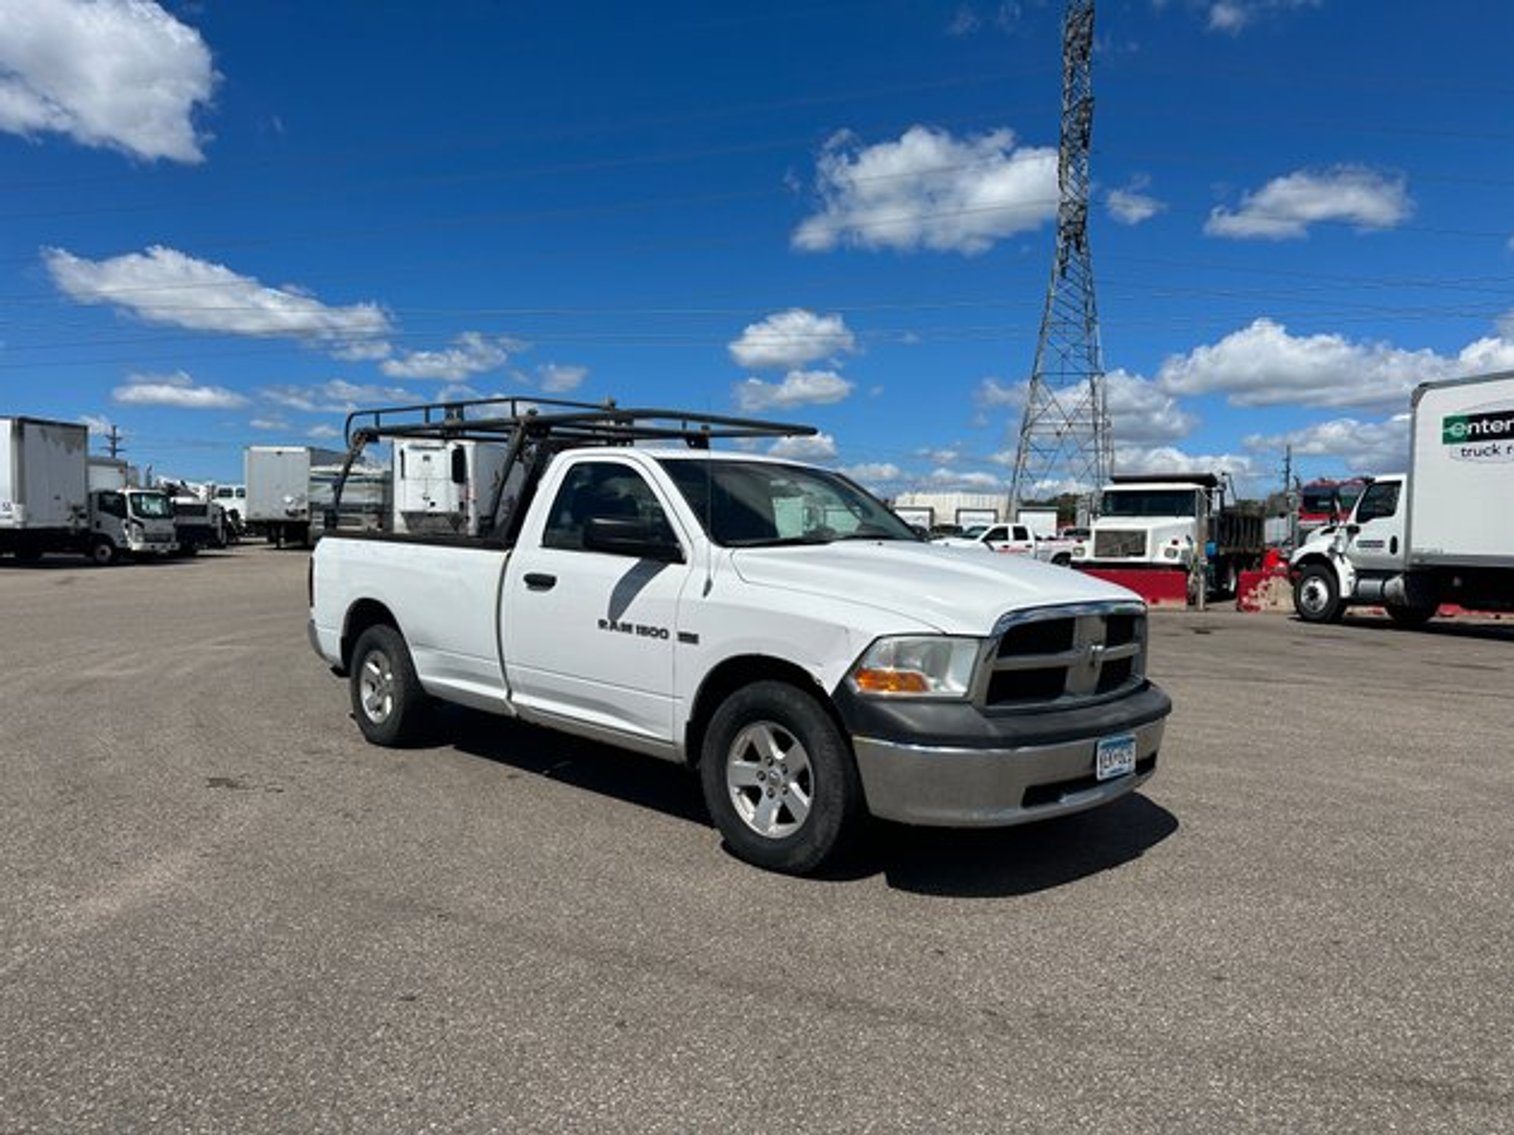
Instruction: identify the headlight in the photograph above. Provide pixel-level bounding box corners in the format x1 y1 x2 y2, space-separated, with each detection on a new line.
127 521 143 540
1162 545 1179 559
1071 545 1086 558
848 636 979 698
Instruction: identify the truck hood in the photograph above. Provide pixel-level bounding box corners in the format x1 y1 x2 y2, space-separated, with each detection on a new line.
729 541 1143 635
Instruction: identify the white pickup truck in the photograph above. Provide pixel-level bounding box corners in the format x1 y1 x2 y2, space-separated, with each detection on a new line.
309 399 1171 873
933 522 1078 565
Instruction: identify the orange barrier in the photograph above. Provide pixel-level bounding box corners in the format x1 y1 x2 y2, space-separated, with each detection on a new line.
1076 566 1191 607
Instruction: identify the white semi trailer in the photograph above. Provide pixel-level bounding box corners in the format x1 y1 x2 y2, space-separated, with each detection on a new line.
1 418 175 564
1289 371 1514 624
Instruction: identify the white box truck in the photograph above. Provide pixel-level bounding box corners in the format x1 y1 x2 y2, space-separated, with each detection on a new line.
1289 371 1514 624
246 446 388 546
1 419 175 564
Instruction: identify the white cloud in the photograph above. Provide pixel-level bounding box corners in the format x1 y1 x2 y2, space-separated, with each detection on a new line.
734 369 854 412
1114 446 1262 490
793 126 1057 255
729 309 856 370
535 363 588 394
78 413 113 435
974 377 1021 408
1243 414 1411 474
928 467 1003 490
768 433 838 461
307 424 341 440
1106 176 1165 225
1105 368 1197 443
0 0 217 162
44 246 392 355
1154 318 1452 409
262 379 418 414
838 462 903 483
1205 167 1411 240
1203 1 1321 35
380 331 523 380
917 446 961 464
249 417 289 431
111 370 248 409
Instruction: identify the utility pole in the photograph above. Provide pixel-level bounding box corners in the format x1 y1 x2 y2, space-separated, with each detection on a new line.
1008 0 1112 518
104 425 125 459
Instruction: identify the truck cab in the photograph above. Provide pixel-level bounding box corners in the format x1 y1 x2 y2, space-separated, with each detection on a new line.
1073 473 1261 597
88 487 178 563
1289 474 1429 624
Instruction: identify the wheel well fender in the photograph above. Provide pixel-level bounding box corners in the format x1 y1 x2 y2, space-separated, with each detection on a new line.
683 655 842 768
341 599 401 673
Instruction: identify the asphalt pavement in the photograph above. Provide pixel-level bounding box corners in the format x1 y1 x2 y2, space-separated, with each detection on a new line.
1 545 1510 1133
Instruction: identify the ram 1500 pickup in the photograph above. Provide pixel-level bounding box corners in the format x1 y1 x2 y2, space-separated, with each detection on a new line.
308 399 1171 873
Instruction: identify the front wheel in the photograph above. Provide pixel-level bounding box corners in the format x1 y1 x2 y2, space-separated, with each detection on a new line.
700 680 863 875
90 538 118 567
349 624 430 746
1294 564 1344 623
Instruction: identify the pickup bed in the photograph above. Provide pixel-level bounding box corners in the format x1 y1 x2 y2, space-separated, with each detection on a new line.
309 401 1170 873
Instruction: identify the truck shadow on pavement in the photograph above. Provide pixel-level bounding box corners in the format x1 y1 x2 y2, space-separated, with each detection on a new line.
1333 614 1514 643
445 707 1179 897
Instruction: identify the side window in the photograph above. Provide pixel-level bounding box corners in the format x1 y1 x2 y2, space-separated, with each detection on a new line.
1355 482 1400 523
97 491 125 518
541 461 673 552
986 526 1007 542
1012 526 1030 541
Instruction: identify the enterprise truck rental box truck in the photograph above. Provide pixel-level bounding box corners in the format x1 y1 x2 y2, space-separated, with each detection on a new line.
1410 372 1514 568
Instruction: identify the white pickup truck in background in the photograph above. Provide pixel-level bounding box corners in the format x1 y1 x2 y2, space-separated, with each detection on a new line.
308 399 1170 873
933 521 1079 565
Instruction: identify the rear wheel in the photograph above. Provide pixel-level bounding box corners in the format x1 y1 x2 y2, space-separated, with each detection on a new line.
1294 564 1343 623
700 680 862 875
349 624 430 746
1386 602 1438 628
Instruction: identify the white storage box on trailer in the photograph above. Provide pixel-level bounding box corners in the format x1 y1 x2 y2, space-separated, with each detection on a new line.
1408 372 1514 567
0 417 89 531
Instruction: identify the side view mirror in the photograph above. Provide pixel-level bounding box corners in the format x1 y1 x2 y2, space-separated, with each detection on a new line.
583 516 684 562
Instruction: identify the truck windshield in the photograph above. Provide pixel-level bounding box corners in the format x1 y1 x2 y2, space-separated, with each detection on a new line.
1099 490 1197 518
659 459 920 547
129 493 174 519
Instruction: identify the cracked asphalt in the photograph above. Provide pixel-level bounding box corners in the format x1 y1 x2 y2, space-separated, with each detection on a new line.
2 545 1510 1132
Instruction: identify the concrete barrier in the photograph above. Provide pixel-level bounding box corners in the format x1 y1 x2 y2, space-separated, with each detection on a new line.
1077 566 1191 607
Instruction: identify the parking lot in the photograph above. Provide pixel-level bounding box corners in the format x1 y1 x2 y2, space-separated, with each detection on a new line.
2 545 1510 1133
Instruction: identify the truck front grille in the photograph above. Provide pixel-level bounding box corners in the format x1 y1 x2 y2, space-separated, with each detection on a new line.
1093 529 1147 558
982 602 1147 711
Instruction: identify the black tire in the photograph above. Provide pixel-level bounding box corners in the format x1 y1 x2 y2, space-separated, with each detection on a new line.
1052 553 1071 567
90 538 118 567
700 680 862 875
1386 602 1438 628
1294 564 1343 623
349 624 430 746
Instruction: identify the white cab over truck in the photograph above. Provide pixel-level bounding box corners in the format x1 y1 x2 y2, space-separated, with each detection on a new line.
1073 473 1263 598
1 418 175 564
1289 371 1514 625
308 399 1171 874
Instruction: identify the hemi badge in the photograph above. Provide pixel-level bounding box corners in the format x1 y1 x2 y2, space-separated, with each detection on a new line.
677 631 700 645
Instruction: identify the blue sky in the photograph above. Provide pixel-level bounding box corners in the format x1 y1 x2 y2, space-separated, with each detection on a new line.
3 0 1513 496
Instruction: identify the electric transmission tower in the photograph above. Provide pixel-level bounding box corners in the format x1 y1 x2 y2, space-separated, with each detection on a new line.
1008 0 1112 514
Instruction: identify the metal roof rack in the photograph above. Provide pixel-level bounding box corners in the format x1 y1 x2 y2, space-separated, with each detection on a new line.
326 396 819 542
342 396 817 449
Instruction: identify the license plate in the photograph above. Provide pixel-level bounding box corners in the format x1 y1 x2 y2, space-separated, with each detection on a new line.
1095 734 1136 781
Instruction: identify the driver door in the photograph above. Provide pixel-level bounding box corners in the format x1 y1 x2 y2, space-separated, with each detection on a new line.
502 457 694 747
1345 479 1405 573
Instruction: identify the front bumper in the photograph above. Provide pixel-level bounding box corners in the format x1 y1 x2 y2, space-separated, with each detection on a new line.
839 683 1170 827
